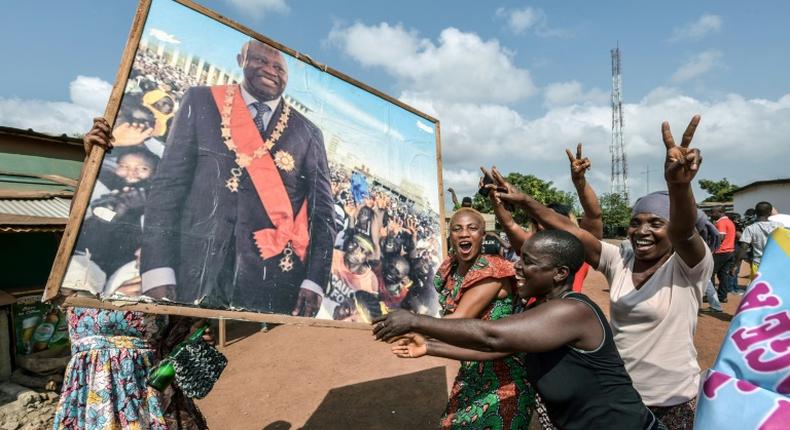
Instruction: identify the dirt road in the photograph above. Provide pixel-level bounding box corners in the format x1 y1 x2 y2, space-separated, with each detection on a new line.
196 270 741 429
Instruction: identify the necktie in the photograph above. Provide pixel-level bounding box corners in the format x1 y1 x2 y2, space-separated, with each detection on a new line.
251 101 271 133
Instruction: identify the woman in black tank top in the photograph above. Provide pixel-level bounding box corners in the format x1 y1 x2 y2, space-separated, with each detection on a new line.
374 230 663 430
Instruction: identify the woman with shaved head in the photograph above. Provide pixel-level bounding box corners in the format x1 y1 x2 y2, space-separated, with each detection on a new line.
409 207 536 429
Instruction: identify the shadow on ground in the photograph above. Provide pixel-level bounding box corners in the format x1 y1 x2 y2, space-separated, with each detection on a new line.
699 311 734 323
262 421 292 430
266 367 449 430
224 321 281 347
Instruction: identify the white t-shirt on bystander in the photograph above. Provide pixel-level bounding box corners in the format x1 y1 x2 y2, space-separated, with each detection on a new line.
741 220 784 267
597 241 714 407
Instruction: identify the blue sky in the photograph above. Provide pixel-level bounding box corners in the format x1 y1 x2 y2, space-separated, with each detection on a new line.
1 0 789 207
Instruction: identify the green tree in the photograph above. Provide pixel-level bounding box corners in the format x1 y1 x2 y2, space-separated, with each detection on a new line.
599 192 631 237
471 172 576 226
698 178 738 202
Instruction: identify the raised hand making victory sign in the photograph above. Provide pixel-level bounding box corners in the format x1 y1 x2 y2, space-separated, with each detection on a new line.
565 143 603 240
565 143 591 184
662 114 702 185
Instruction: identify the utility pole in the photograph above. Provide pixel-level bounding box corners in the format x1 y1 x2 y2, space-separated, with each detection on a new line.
642 164 652 195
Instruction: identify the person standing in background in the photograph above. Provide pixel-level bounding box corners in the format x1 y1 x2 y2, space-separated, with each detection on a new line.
709 206 736 302
735 201 783 280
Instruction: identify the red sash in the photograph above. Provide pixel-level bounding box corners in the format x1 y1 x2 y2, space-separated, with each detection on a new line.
210 85 309 262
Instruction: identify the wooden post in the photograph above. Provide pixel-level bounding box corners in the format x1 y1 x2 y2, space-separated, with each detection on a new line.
434 121 447 259
62 296 371 330
218 318 227 349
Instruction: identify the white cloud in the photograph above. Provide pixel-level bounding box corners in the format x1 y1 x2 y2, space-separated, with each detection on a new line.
0 76 111 135
407 89 790 203
544 81 608 108
482 93 790 200
495 6 541 34
494 6 572 38
670 14 723 42
327 23 788 206
328 23 536 104
443 168 482 193
69 76 113 113
402 95 610 201
671 50 723 83
223 0 289 19
640 86 684 104
148 28 180 45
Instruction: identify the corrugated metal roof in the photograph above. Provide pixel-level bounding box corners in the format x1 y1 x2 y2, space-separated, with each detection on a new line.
733 178 790 194
0 225 65 233
0 197 70 219
0 125 83 146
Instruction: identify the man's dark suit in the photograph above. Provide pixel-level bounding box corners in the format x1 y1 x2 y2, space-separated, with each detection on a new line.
141 85 335 313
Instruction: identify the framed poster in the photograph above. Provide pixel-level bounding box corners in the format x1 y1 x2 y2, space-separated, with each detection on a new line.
44 0 445 328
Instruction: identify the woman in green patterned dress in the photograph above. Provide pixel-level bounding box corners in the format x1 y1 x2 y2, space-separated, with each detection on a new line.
424 208 534 429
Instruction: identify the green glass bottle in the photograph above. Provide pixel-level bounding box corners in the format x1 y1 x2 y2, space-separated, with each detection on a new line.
147 324 208 391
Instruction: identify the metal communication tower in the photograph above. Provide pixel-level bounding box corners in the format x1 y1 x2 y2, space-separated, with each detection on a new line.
610 46 629 201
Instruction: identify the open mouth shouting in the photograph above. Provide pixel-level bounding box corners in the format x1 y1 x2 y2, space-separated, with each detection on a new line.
456 240 474 258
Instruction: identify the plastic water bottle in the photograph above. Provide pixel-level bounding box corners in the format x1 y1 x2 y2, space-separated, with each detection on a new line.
147 324 208 391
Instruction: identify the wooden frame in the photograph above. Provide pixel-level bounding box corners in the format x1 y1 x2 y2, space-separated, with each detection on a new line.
43 0 446 328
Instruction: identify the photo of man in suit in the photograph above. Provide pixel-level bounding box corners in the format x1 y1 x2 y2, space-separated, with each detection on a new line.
140 39 335 316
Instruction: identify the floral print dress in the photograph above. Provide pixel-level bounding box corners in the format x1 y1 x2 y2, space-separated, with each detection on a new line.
435 254 535 430
53 308 170 430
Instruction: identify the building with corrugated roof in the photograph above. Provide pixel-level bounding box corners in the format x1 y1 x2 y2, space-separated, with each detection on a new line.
732 178 790 215
0 126 84 380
